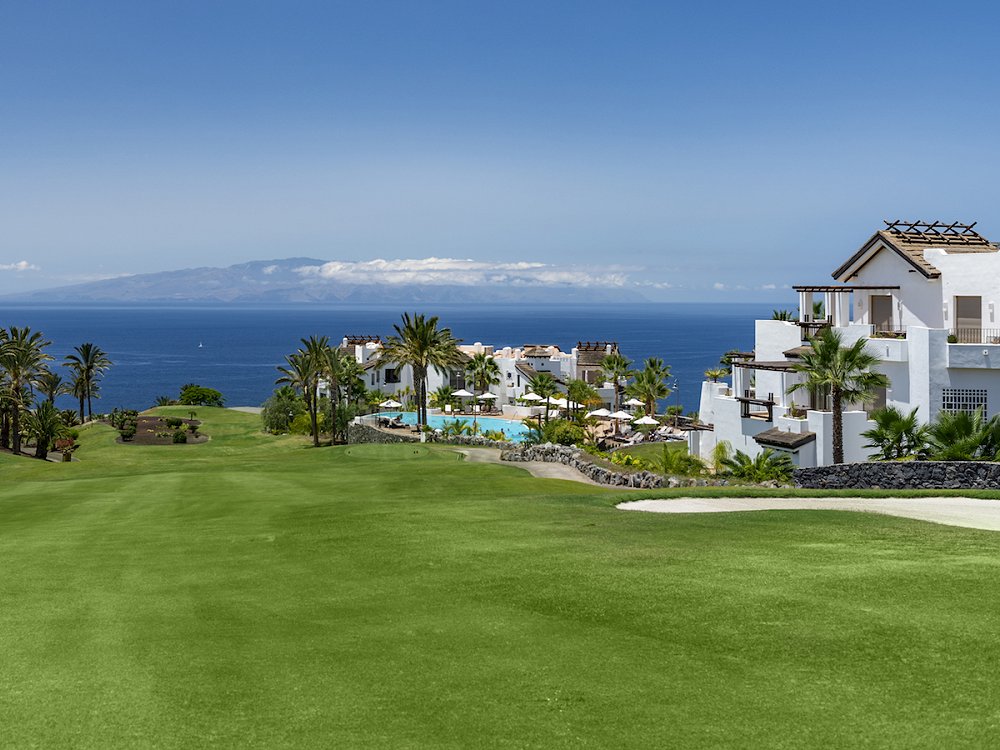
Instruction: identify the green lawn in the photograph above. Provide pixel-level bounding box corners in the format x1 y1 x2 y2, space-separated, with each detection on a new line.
3 408 1000 748
612 440 687 462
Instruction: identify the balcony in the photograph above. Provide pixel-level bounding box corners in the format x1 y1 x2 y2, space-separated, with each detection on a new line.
736 390 775 421
797 320 830 340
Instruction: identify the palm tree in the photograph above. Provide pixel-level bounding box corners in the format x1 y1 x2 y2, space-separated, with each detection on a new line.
626 359 671 416
788 328 889 464
276 350 320 447
528 372 559 424
862 406 929 461
429 385 456 409
378 313 464 427
24 400 68 460
721 448 794 482
466 352 500 431
600 352 633 412
63 343 112 420
704 367 729 383
36 369 69 403
926 408 1000 461
566 378 599 421
1 326 52 454
771 309 795 321
650 444 706 477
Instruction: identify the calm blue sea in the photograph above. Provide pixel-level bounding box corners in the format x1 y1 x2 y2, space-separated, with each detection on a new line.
0 303 772 413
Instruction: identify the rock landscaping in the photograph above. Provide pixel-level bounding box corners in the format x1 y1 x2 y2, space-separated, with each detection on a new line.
500 443 732 489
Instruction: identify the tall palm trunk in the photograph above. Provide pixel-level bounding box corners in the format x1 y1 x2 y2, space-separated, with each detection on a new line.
78 394 86 423
1 408 9 450
11 404 21 454
308 380 319 447
832 387 844 464
86 387 94 419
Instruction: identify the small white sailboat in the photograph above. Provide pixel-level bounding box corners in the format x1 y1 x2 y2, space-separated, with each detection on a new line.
198 342 204 348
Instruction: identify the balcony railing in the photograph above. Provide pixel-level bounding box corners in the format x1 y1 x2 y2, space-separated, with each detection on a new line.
797 320 831 339
736 391 775 421
949 328 1000 345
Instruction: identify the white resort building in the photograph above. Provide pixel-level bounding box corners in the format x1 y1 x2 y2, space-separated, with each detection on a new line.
692 220 1000 467
336 334 619 415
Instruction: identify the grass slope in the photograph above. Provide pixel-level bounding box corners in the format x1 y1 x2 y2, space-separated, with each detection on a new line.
2 408 1000 748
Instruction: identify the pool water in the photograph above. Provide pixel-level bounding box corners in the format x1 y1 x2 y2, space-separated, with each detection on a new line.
374 411 531 442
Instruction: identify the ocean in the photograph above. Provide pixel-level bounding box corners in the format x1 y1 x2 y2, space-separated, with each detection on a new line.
0 303 772 413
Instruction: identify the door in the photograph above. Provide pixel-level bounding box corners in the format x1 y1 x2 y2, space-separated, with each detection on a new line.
870 295 893 333
955 296 982 343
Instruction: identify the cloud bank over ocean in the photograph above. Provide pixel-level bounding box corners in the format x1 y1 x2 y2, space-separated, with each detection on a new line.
294 258 630 288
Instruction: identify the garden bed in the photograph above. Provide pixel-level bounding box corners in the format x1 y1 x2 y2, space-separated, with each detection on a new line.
117 416 208 445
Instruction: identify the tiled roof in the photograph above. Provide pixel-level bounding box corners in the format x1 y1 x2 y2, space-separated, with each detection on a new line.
833 221 998 281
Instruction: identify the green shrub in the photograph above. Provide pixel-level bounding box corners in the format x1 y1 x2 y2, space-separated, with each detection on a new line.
164 417 184 428
172 430 188 444
120 426 136 441
610 452 644 469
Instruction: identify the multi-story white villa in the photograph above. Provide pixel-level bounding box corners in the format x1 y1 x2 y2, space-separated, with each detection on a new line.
692 220 1000 467
337 334 619 412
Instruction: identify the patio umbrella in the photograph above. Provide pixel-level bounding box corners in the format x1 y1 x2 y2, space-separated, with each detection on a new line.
586 408 611 418
379 399 403 409
624 398 645 407
609 410 634 420
520 393 543 401
452 389 475 398
633 415 660 425
477 392 498 400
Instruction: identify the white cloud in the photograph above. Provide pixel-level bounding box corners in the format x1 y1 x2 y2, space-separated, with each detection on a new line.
759 283 777 290
294 257 629 288
262 264 278 275
712 282 727 290
0 260 40 272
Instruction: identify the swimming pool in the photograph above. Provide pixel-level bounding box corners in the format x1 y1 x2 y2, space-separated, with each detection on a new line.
372 411 531 442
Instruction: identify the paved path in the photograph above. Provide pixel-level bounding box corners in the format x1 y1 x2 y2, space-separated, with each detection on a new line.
618 496 1000 531
229 406 263 414
456 447 604 486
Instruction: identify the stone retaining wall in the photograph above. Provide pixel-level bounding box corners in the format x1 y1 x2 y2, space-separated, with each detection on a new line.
794 461 1000 490
501 443 727 489
348 423 420 444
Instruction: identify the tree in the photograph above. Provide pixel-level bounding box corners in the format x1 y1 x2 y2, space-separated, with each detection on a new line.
771 309 795 321
0 326 52 454
466 352 501 432
276 351 319 446
378 313 464 427
788 328 889 464
926 408 1000 461
862 406 929 461
650 444 706 477
704 368 729 383
600 352 633 412
36 369 69 403
626 358 672 416
566 378 600 421
24 400 68 460
63 342 112 420
261 386 306 434
429 385 456 409
528 372 559 424
178 384 225 408
721 448 794 482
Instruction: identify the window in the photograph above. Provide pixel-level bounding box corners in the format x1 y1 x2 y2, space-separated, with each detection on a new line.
941 388 988 414
385 368 401 384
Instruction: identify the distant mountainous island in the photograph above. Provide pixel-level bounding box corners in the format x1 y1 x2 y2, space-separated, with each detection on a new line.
4 258 644 305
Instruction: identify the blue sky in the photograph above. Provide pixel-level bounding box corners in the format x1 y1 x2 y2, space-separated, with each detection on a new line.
2 1 1000 299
